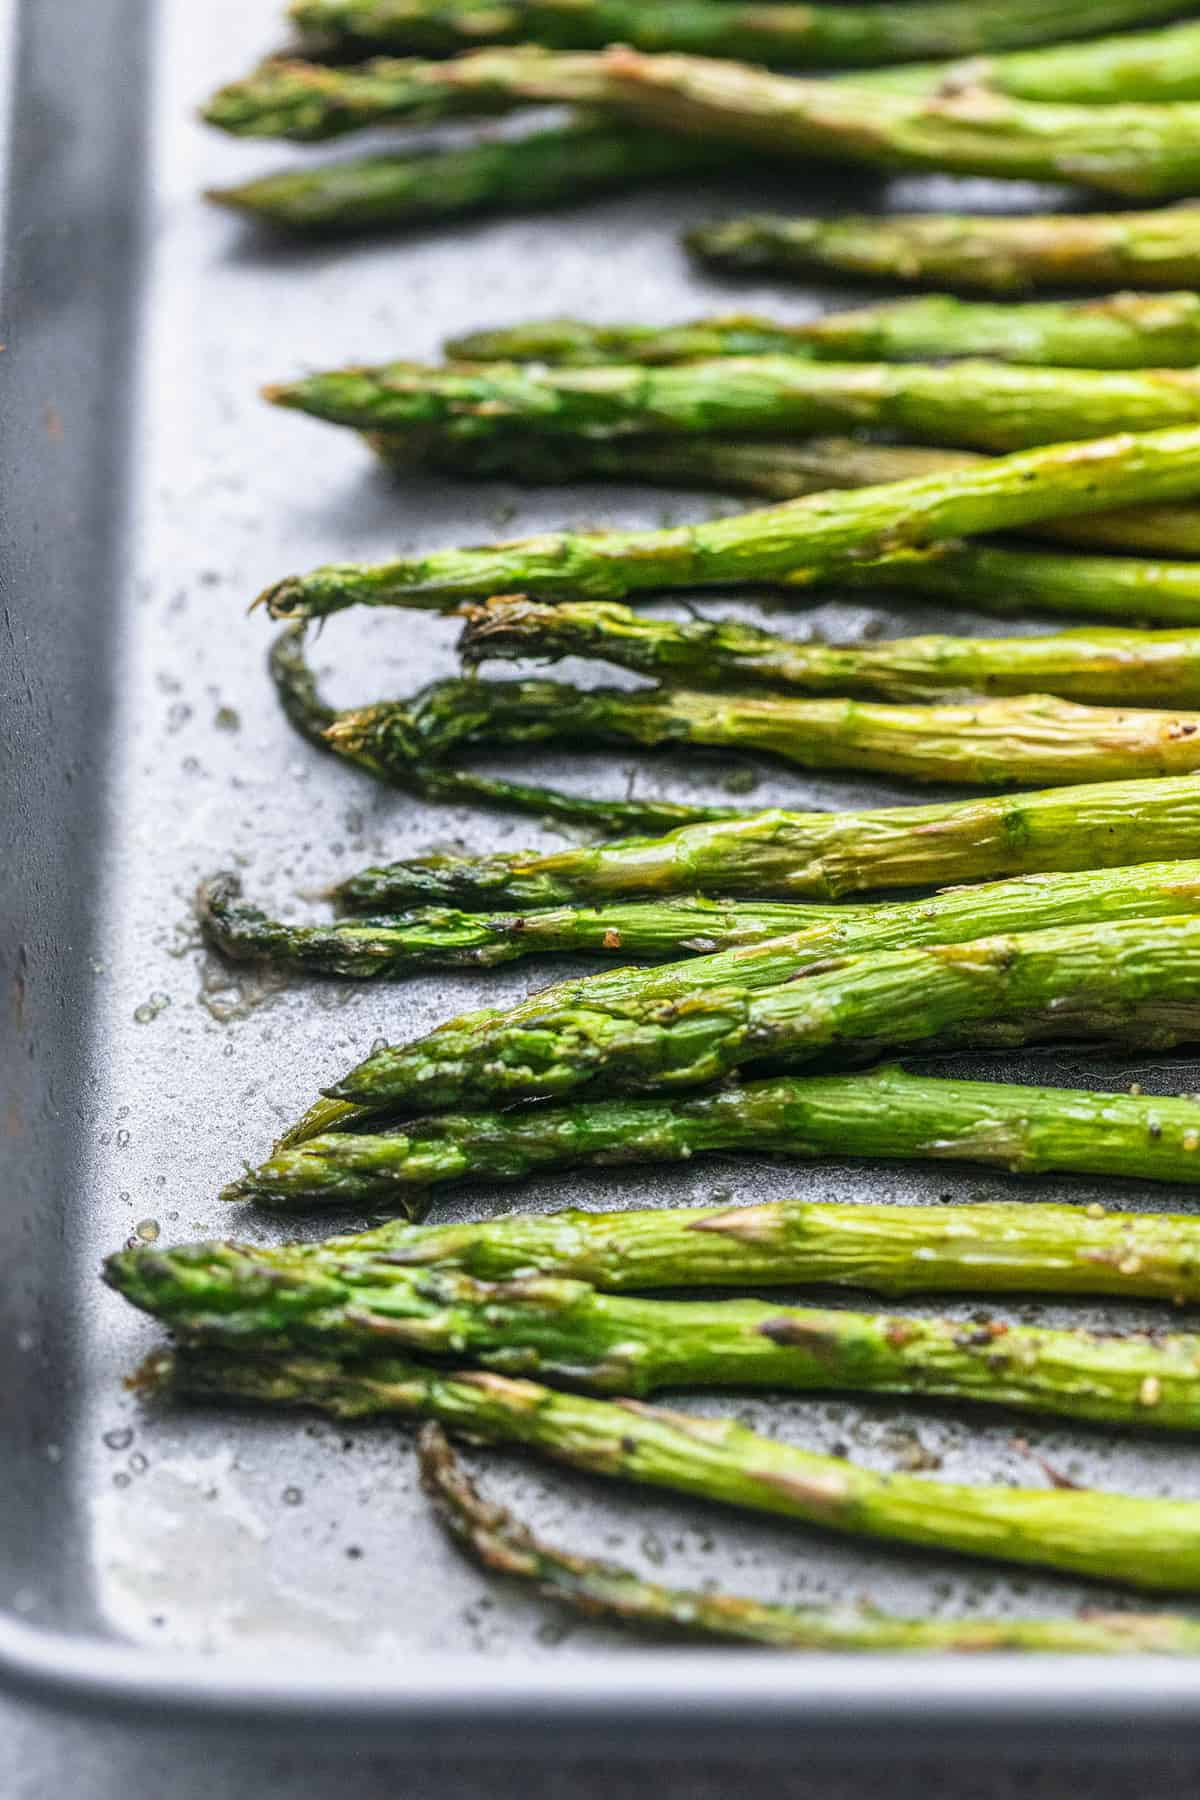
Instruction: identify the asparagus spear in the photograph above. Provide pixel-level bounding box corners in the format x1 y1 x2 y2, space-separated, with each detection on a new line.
843 541 1200 628
686 206 1200 296
105 1253 1200 1431
143 1183 1200 1304
289 0 1194 68
421 1427 1200 1655
375 431 1200 559
202 47 607 141
207 123 729 235
203 47 1200 200
267 357 1200 456
204 858 1200 988
859 18 1200 105
320 675 1200 793
335 772 1200 911
198 873 878 977
325 914 1200 1116
461 598 1200 705
258 425 1200 619
446 293 1200 372
159 1345 1200 1591
270 625 740 836
241 1060 1200 1207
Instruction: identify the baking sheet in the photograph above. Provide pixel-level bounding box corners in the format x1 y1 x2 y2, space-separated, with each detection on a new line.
5 0 1200 1750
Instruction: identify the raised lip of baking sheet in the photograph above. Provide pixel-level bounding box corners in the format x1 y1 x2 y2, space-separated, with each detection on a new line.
5 0 1200 1750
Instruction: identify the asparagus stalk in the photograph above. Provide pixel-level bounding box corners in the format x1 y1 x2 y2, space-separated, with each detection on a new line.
461 598 1200 705
320 675 1200 793
447 293 1200 372
156 1183 1200 1304
324 914 1200 1117
858 18 1200 105
421 1427 1200 1656
202 47 1200 200
106 1253 1200 1431
686 206 1200 296
198 873 879 977
843 541 1200 627
270 625 740 836
159 1346 1200 1591
206 123 729 235
258 425 1200 620
290 0 1194 68
242 1060 1200 1208
375 431 1200 559
205 858 1200 990
334 772 1200 911
267 357 1200 456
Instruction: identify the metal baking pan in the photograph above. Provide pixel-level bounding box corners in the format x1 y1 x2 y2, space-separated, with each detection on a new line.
6 0 1200 1755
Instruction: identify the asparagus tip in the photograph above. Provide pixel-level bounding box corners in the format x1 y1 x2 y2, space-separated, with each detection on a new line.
256 576 304 618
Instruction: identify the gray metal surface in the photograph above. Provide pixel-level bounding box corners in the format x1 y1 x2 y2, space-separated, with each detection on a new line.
6 0 1200 1753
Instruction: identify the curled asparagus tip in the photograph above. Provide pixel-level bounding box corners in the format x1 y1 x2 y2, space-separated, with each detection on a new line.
419 1423 541 1573
457 594 538 663
257 576 314 619
268 625 340 744
195 871 246 956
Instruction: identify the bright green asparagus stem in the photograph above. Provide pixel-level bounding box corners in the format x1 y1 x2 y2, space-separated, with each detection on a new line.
325 914 1200 1115
259 425 1200 620
269 626 739 835
420 1428 1200 1655
446 293 1200 371
239 1062 1200 1208
844 541 1200 627
857 18 1200 104
105 1250 1200 1431
207 123 728 235
190 1185 1200 1305
160 1346 1200 1591
198 873 876 978
461 598 1200 705
335 772 1200 911
203 46 1200 200
323 676 1200 792
268 357 1200 456
374 431 1200 559
686 206 1200 296
290 0 1194 67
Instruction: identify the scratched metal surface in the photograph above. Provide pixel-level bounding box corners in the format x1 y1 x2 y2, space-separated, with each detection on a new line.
6 0 1200 1746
